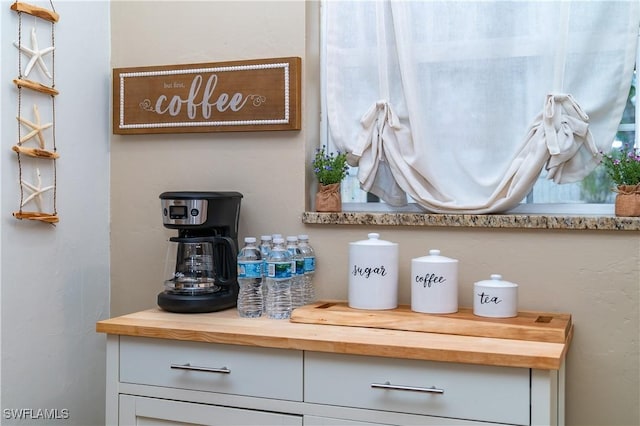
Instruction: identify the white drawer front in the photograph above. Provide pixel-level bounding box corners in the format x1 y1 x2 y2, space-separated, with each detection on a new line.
304 352 530 425
120 336 303 401
120 395 303 426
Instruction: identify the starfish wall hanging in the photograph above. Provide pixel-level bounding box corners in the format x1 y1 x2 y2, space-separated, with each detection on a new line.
20 168 55 212
13 27 55 79
17 103 52 148
11 1 60 224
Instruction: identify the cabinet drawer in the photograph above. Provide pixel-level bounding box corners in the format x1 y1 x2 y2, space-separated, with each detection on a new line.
120 336 303 401
120 394 303 425
304 352 530 425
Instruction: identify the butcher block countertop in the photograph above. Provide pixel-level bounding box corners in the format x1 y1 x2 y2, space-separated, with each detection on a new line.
96 301 572 370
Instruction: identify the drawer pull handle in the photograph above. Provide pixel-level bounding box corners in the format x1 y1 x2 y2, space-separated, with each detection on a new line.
371 381 444 394
170 363 231 374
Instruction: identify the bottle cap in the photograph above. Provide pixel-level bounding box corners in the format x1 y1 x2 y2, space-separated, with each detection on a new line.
245 237 256 243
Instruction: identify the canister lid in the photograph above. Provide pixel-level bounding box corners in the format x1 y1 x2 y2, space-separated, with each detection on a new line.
350 232 397 246
412 249 458 263
474 274 518 288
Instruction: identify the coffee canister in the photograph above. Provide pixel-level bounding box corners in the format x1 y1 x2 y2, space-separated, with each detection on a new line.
411 249 458 314
473 274 518 318
348 233 398 310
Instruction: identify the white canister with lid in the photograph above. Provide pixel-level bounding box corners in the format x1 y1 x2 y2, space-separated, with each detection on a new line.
411 249 458 314
473 274 518 318
348 233 398 310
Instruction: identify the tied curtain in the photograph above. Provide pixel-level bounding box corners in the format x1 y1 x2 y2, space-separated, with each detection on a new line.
325 1 639 213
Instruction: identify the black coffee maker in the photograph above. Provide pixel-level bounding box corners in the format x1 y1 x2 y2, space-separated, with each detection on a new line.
159 191 242 313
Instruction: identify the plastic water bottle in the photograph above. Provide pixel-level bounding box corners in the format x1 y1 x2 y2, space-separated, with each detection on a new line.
265 238 292 319
286 236 305 309
298 234 316 304
259 235 273 304
236 237 263 318
259 235 273 275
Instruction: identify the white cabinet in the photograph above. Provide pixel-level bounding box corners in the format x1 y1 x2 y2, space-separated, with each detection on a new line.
119 395 302 426
106 334 563 426
109 336 303 425
305 352 530 425
119 336 303 401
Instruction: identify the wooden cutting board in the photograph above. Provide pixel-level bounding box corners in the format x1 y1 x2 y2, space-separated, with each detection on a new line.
290 301 572 343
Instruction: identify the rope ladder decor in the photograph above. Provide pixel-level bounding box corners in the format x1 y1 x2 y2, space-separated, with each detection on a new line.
11 1 60 224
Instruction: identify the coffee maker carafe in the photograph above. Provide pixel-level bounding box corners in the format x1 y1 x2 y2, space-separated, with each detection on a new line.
159 191 242 313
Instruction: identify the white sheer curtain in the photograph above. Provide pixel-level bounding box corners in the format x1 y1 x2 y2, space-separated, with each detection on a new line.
325 1 639 213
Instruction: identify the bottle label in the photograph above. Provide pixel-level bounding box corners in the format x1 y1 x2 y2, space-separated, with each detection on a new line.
238 261 262 278
304 256 316 273
267 261 292 279
294 259 305 276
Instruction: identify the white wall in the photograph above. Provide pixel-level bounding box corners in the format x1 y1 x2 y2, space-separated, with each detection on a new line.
0 1 110 425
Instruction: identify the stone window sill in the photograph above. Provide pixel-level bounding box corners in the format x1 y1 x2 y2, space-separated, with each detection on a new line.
302 204 640 231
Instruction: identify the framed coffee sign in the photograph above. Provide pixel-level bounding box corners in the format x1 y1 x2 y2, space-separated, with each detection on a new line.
113 57 301 134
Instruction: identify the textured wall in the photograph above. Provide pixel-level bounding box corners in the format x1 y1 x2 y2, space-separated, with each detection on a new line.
1 1 111 425
109 2 639 425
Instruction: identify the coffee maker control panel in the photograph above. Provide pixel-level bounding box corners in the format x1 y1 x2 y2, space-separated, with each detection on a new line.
161 198 208 226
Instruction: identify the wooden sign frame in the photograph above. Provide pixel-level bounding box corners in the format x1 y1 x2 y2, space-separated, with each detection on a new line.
112 57 301 134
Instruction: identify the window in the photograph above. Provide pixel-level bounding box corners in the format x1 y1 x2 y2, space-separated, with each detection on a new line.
321 1 639 213
525 70 637 205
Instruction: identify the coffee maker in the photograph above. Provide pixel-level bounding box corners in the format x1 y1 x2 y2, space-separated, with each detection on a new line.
159 191 243 313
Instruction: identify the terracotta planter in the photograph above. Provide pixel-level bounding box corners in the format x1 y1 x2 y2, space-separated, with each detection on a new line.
615 184 640 217
315 183 342 212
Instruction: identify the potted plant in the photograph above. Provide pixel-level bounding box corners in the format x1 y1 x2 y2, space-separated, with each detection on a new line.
600 145 640 216
312 145 348 212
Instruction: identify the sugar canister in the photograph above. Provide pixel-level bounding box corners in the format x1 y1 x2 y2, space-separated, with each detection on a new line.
348 233 398 310
411 249 458 314
473 274 518 318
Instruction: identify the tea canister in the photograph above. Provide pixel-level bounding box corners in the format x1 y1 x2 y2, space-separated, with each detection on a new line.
348 233 398 310
473 274 518 318
411 249 458 314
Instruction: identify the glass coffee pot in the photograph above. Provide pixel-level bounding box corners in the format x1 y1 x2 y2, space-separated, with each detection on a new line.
163 237 235 295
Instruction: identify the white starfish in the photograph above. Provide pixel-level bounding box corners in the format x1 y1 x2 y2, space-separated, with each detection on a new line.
21 168 54 212
13 27 55 79
17 104 52 149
